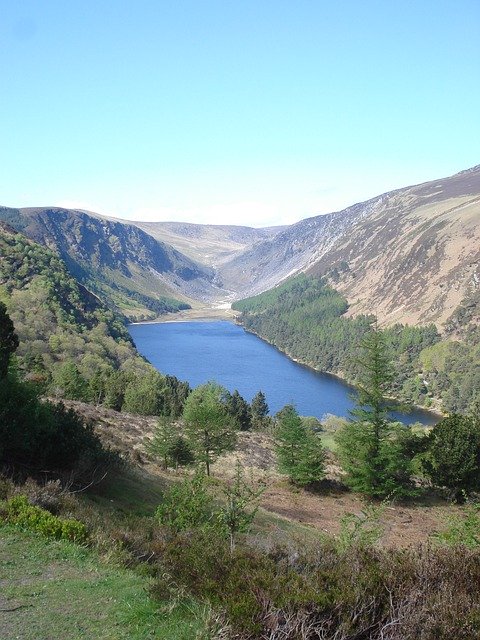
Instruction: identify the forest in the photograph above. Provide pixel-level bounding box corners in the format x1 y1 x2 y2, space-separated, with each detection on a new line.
233 274 480 413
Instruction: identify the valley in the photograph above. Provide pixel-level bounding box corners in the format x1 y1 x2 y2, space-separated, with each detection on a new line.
1 165 479 640
4 5 480 638
3 164 479 329
2 164 479 414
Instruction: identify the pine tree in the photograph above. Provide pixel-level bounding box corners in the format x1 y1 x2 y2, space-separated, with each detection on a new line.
292 428 326 487
251 390 269 429
335 324 414 497
53 361 89 401
218 461 265 551
169 435 194 469
423 411 480 497
226 390 252 431
183 382 237 476
149 418 178 469
275 404 325 486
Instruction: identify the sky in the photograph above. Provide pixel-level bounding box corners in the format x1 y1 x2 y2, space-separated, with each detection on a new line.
1 1 479 227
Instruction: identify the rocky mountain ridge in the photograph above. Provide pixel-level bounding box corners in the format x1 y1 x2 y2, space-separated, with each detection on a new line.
125 220 285 267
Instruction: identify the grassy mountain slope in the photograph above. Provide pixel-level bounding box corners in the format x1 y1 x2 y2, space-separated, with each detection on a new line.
306 165 480 328
0 207 218 320
222 166 480 328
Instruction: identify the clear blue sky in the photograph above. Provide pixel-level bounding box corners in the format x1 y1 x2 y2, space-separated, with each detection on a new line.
1 1 479 226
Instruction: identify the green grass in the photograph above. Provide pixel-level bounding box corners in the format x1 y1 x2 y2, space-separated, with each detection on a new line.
86 467 168 516
319 431 337 451
0 525 208 640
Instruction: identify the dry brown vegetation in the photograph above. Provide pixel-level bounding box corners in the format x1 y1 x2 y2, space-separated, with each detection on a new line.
63 400 461 548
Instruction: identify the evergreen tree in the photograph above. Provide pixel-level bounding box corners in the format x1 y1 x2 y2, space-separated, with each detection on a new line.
251 390 269 429
293 427 326 487
169 435 195 469
88 368 111 406
53 361 89 401
226 390 252 431
335 324 415 497
156 470 214 532
183 382 237 476
0 301 19 378
423 410 480 497
161 375 191 418
149 418 178 469
275 404 306 470
275 404 325 486
122 371 165 415
149 418 194 469
218 460 265 551
104 371 134 411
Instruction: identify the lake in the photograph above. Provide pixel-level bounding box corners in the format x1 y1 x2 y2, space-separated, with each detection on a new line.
128 320 439 426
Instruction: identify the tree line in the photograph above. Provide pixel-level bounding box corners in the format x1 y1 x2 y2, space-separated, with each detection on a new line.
232 273 479 413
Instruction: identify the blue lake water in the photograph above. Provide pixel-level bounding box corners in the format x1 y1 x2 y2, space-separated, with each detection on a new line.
128 320 439 426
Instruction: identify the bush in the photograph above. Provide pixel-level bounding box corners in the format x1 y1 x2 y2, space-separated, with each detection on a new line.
335 502 385 552
153 530 323 635
1 495 87 542
153 530 480 639
0 369 118 475
423 413 480 496
155 471 215 533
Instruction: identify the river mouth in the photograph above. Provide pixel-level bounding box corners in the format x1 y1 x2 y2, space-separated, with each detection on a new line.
128 319 439 426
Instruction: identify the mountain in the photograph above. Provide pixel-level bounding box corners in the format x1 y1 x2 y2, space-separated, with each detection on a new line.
0 207 223 320
2 164 478 328
126 220 284 267
306 165 480 329
222 165 480 328
218 199 375 298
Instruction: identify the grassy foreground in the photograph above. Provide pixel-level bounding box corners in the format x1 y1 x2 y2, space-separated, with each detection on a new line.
0 525 207 640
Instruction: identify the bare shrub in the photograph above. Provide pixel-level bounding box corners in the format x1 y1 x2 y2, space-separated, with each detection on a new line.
13 477 77 514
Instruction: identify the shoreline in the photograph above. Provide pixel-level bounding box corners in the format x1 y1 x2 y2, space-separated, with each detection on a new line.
129 305 236 325
129 308 443 422
238 323 445 421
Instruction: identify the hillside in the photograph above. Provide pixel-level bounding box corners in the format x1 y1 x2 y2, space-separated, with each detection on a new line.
233 274 479 413
218 199 374 298
0 223 150 386
0 207 220 320
222 167 480 330
307 165 480 329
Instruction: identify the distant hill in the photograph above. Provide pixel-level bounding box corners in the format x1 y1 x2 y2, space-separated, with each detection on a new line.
127 220 284 267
